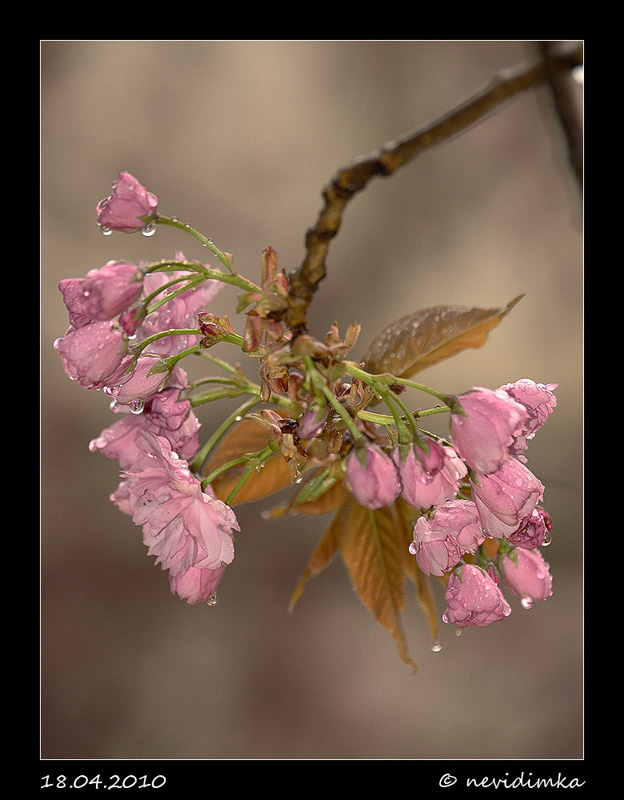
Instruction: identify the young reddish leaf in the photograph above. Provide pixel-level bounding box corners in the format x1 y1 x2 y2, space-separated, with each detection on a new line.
338 499 418 673
363 295 523 378
210 453 293 506
202 415 293 505
288 499 346 611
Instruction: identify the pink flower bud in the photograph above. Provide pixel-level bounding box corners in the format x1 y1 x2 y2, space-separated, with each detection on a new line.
297 405 328 440
168 564 226 605
410 499 485 576
54 320 134 390
443 563 512 628
111 355 170 408
397 440 467 509
472 456 544 539
507 507 552 549
500 547 553 607
450 387 528 474
96 172 158 233
345 445 401 509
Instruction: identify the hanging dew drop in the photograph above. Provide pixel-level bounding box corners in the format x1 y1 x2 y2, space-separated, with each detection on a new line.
129 398 145 414
99 225 113 236
408 542 417 555
142 222 157 237
207 593 218 606
431 641 442 652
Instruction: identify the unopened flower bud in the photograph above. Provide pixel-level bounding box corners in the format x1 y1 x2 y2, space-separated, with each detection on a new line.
345 445 401 510
96 172 158 233
500 547 553 607
443 563 511 628
450 387 528 474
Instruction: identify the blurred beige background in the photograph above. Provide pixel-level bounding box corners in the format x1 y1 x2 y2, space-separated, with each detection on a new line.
41 41 582 761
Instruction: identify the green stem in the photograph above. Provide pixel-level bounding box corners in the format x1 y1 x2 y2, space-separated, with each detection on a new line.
304 356 363 445
188 386 251 406
190 396 263 475
357 404 450 426
200 444 274 501
153 217 261 293
344 361 452 406
132 328 201 356
224 446 275 505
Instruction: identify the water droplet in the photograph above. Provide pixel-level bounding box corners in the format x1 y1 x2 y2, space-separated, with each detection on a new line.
234 415 243 422
141 222 157 237
431 641 442 652
408 542 417 555
103 385 121 398
521 596 534 609
207 593 218 606
129 398 145 414
100 225 113 236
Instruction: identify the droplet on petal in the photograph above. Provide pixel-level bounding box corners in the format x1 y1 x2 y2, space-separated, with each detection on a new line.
129 398 145 414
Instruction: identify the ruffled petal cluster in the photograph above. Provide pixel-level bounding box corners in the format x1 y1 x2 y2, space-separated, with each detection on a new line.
110 431 238 602
410 500 484 577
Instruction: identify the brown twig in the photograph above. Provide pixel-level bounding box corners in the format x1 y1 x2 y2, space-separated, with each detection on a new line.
286 43 583 337
536 41 583 190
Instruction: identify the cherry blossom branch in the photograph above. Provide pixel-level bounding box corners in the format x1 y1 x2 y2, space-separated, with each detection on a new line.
285 42 583 337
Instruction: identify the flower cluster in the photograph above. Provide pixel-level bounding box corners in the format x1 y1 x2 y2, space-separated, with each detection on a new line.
345 382 556 629
55 174 237 603
55 171 558 656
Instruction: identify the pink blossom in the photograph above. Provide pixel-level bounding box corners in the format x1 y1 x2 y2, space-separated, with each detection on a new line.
54 320 134 390
450 387 528 474
96 172 158 233
136 260 224 357
397 440 467 509
499 379 557 461
169 564 226 604
111 432 239 578
345 445 401 509
110 355 170 406
472 456 544 539
500 547 553 606
297 405 328 440
410 500 485 576
90 390 201 467
59 261 144 328
507 507 552 549
443 563 511 628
